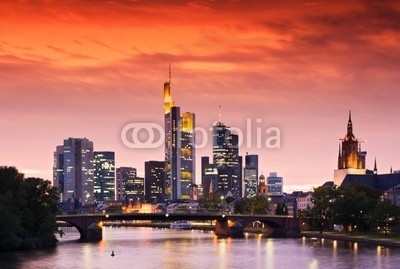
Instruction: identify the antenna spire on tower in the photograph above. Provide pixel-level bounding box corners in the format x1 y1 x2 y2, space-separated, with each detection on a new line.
169 63 171 84
218 105 222 123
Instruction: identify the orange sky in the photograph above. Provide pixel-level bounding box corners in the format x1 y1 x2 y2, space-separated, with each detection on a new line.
1 0 400 192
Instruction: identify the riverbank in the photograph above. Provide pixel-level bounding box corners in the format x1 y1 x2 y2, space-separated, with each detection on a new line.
301 231 400 248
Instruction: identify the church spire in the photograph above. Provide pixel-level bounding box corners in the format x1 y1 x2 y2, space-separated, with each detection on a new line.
347 110 353 136
374 157 378 175
391 166 393 174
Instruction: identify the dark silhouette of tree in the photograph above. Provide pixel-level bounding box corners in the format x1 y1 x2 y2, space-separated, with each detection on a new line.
0 166 59 251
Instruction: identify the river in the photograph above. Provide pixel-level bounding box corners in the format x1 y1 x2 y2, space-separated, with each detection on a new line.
1 227 400 269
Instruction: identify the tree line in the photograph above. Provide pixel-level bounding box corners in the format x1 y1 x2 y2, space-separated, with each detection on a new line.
300 184 400 235
0 166 59 251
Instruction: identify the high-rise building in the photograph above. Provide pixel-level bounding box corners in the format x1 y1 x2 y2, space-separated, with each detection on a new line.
116 167 137 201
244 154 258 198
180 112 195 199
334 111 367 186
163 69 195 200
145 161 165 202
93 151 115 201
212 121 242 197
124 177 145 202
53 137 94 203
201 156 218 198
267 172 283 195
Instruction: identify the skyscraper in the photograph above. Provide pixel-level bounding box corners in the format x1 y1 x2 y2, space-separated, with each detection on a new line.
116 167 137 201
180 112 195 199
53 137 94 203
124 176 145 202
267 172 283 195
244 154 259 198
201 156 218 198
212 121 242 197
93 151 115 201
145 161 165 202
163 68 195 200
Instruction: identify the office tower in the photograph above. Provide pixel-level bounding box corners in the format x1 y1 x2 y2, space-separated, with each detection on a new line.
124 177 145 202
334 111 367 186
53 137 94 203
164 79 180 200
93 152 115 201
212 121 242 197
180 112 195 199
145 161 165 202
163 68 196 200
267 172 283 195
244 154 259 198
201 156 218 198
116 167 137 201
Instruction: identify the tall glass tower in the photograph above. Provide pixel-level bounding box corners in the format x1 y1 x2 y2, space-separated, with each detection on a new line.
93 151 115 201
212 121 242 197
163 69 195 200
53 137 94 204
244 154 258 198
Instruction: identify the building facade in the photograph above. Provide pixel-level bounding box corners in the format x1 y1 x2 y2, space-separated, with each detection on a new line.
163 73 195 200
116 167 137 201
243 154 258 198
201 156 218 198
53 137 94 203
144 161 165 202
212 121 242 197
267 172 283 195
334 111 367 186
93 151 115 201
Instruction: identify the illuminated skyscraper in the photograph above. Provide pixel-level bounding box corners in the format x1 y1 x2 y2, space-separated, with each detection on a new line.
201 156 218 198
244 154 258 198
145 161 165 202
116 167 137 201
93 152 115 201
124 176 145 202
212 121 242 197
180 112 195 199
267 172 283 195
53 137 94 203
163 68 195 200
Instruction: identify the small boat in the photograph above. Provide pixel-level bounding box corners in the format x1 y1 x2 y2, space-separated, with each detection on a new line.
170 221 192 230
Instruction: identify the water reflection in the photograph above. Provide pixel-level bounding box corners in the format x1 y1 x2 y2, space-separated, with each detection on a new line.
1 228 400 269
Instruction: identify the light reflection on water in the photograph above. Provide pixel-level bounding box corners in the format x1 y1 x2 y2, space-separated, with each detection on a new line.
1 227 400 269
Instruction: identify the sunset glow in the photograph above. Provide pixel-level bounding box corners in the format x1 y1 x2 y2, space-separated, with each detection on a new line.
1 0 400 191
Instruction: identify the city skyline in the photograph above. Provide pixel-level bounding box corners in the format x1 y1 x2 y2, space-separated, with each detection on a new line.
1 1 400 192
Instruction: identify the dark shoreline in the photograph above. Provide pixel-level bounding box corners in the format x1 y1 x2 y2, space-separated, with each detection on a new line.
301 231 400 248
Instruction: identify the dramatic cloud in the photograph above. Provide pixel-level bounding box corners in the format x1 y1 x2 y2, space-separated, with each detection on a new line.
1 0 399 189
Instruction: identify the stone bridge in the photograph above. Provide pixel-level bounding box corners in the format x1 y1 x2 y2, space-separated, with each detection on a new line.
56 213 299 241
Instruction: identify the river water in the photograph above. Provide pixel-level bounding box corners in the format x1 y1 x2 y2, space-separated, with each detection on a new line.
1 227 400 269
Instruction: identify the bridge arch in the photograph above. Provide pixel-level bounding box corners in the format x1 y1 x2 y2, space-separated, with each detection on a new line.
56 215 104 241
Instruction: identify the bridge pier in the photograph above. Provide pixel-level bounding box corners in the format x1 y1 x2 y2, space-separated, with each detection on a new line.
215 219 244 238
57 215 104 242
86 223 103 242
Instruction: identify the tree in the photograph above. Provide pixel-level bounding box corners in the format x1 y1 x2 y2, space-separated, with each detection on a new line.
234 196 270 214
275 202 288 215
0 167 24 250
368 199 400 236
0 167 59 251
309 186 337 234
332 184 380 234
